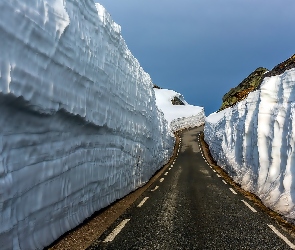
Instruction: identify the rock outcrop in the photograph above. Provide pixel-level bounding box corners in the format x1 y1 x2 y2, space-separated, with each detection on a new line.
219 67 268 111
264 54 295 78
219 54 295 111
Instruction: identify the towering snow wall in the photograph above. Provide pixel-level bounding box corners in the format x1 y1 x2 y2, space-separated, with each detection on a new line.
204 67 295 219
0 1 174 249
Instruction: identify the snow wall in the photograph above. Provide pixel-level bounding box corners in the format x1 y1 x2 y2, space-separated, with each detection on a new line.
204 68 295 219
0 1 174 249
170 114 205 132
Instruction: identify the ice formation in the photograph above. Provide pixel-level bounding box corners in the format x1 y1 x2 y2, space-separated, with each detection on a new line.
154 89 205 132
0 1 176 249
205 68 295 219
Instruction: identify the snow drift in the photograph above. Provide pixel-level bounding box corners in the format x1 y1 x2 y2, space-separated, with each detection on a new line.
205 67 295 219
0 1 174 249
154 89 205 132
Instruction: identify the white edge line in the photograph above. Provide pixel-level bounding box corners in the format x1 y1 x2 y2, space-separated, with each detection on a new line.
151 185 159 191
229 188 237 194
222 180 227 185
103 219 131 242
268 224 295 249
137 197 149 207
217 174 221 178
213 170 216 173
160 178 164 182
241 200 257 213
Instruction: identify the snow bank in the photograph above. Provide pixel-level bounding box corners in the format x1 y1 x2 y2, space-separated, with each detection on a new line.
204 68 295 219
154 89 205 132
0 1 174 249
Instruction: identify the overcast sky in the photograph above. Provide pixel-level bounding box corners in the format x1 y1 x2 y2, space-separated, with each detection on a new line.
96 0 295 115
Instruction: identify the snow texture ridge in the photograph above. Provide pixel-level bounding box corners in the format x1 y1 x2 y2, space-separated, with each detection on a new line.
0 1 174 249
154 88 205 132
205 68 295 219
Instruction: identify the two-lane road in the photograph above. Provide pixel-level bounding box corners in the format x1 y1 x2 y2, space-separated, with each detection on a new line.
88 127 295 249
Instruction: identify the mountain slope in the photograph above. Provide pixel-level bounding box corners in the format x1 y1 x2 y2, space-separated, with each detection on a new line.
219 67 268 111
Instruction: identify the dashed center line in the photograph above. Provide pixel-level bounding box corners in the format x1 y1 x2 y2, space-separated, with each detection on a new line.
160 178 164 182
137 197 149 207
222 180 227 185
151 186 159 191
268 224 295 249
241 200 257 213
229 188 237 194
103 219 130 242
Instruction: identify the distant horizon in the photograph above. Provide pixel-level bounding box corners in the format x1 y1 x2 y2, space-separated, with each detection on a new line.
96 0 295 115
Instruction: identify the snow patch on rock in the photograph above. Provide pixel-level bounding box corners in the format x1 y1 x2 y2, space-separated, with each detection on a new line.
154 88 205 132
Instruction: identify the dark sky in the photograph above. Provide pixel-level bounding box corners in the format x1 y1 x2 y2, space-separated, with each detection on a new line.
96 0 295 115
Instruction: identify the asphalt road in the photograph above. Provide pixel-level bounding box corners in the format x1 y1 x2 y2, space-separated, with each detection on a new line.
88 127 295 250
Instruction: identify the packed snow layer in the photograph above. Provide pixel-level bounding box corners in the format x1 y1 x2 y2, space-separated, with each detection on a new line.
0 1 174 249
204 68 295 219
154 89 205 132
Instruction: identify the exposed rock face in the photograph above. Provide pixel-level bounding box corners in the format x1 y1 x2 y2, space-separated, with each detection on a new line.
171 96 185 105
153 84 162 89
219 54 295 112
264 54 295 78
219 67 268 111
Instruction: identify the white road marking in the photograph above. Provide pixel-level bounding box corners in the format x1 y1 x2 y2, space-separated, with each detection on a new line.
217 174 221 178
210 166 212 169
164 172 168 176
229 188 237 194
268 224 295 249
103 219 130 242
222 180 227 185
171 165 174 168
241 200 257 213
169 167 171 170
160 178 164 182
151 186 159 191
213 170 216 173
137 197 149 207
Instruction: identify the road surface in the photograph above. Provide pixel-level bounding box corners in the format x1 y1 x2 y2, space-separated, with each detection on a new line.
88 127 295 249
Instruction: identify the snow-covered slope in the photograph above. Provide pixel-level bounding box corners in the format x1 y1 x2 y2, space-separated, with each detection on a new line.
205 68 295 219
154 89 205 132
0 1 174 249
